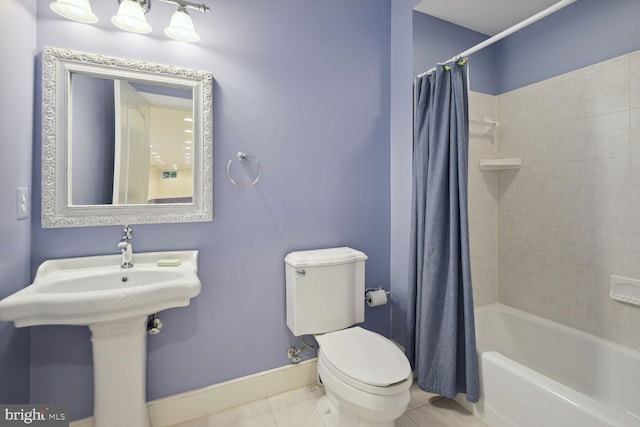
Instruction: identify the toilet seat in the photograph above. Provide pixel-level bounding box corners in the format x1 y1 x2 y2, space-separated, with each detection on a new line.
315 327 412 395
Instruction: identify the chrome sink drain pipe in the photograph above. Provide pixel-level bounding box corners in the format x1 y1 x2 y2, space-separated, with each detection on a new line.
147 313 163 335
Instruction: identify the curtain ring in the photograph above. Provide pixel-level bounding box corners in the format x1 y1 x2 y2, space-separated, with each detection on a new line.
227 152 262 187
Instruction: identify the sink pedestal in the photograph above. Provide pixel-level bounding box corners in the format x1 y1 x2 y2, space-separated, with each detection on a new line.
89 316 150 427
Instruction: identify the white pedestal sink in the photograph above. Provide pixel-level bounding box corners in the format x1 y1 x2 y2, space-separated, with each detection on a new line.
0 250 201 427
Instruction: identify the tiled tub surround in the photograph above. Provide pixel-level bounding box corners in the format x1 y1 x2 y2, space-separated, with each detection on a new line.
467 91 499 308
496 51 640 350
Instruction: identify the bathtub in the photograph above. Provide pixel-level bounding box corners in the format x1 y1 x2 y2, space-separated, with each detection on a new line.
454 304 640 427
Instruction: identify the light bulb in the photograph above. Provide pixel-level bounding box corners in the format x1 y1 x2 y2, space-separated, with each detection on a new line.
50 0 98 24
111 0 152 34
164 8 200 43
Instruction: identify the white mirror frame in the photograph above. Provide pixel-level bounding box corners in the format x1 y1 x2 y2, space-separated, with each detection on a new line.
41 46 213 228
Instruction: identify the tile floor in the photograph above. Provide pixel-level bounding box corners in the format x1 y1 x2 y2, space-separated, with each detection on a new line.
170 383 486 427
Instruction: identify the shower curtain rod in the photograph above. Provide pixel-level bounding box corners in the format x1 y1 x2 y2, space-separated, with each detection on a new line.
417 0 579 78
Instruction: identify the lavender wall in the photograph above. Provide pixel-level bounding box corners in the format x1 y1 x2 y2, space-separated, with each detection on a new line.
412 12 496 95
32 0 391 421
495 0 640 94
0 0 35 404
414 0 640 96
389 0 420 353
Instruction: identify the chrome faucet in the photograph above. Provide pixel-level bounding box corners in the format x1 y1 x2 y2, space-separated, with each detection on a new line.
118 225 134 268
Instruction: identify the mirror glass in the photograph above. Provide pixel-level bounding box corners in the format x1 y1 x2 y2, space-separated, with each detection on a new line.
42 46 213 227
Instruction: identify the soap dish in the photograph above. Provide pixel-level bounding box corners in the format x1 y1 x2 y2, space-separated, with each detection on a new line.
156 258 182 267
610 275 640 306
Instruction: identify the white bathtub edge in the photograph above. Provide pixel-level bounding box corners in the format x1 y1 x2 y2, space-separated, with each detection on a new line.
465 303 640 427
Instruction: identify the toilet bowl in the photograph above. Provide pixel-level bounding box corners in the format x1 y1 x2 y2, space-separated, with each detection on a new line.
284 247 412 426
314 327 412 427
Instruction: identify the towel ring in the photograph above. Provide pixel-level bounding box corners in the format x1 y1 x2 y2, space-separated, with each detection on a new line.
226 152 262 187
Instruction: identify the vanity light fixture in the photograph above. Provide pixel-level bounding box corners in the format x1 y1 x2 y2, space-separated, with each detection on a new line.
50 0 210 43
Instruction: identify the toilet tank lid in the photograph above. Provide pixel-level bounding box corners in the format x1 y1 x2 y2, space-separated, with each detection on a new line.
285 247 367 268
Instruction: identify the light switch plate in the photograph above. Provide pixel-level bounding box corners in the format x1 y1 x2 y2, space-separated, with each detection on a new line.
16 187 29 220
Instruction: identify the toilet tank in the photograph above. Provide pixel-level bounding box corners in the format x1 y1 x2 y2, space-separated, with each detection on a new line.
285 247 368 336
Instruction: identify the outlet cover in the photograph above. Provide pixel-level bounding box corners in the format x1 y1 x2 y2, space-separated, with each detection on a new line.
16 187 29 220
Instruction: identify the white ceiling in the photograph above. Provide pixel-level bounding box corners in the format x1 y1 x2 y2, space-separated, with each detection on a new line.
414 0 562 36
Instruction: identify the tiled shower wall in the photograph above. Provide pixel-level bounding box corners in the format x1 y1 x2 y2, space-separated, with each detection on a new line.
496 52 640 350
468 91 499 307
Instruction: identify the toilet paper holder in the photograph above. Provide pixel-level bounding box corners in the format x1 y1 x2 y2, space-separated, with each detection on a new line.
364 287 391 299
364 287 390 307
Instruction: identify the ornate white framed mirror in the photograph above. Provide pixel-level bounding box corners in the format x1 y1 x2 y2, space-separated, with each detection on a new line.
41 46 213 228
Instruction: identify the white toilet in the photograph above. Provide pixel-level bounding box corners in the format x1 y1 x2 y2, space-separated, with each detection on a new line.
285 247 412 427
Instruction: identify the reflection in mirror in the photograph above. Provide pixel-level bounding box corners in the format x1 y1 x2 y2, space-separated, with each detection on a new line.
70 75 195 206
41 46 213 227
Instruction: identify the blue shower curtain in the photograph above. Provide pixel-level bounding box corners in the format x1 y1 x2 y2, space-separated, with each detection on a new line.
407 59 479 402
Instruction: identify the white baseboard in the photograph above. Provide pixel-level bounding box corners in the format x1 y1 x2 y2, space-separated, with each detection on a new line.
70 358 318 427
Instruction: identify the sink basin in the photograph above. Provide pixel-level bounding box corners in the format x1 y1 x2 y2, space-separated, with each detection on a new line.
0 249 201 427
35 269 185 293
0 250 201 327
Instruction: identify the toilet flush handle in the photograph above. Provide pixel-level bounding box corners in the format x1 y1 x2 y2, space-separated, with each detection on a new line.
296 270 306 277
